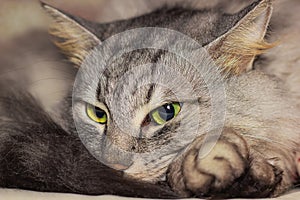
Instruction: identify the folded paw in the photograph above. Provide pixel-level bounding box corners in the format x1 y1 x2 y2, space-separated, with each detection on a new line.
167 128 283 198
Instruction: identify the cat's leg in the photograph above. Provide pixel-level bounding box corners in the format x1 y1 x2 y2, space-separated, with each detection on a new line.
167 128 294 198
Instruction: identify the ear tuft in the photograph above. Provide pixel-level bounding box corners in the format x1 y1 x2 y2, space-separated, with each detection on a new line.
206 0 275 75
42 2 100 67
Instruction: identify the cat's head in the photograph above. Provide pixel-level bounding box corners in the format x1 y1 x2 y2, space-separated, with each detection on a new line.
42 0 274 181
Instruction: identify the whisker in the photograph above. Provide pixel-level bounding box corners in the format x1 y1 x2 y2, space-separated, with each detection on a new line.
0 61 76 77
41 90 70 96
0 66 31 77
28 78 74 86
242 134 293 150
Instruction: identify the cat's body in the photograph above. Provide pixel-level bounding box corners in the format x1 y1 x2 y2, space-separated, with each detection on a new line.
0 0 300 198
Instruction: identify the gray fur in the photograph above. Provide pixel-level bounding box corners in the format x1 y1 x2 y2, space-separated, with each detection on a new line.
0 0 300 198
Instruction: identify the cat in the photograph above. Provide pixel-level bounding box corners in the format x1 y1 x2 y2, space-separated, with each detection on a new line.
0 0 300 199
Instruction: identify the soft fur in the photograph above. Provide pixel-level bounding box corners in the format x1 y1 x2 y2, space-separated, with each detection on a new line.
0 0 300 199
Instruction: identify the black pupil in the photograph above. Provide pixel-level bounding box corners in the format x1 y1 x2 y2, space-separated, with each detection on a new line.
158 104 175 121
94 107 105 118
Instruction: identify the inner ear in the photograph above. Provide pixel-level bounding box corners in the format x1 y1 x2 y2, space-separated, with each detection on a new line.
205 0 275 75
42 2 101 67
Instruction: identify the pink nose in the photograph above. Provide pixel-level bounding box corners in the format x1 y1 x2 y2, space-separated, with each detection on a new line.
109 163 130 171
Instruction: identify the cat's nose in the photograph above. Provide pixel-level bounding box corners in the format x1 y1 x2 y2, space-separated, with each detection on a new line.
103 157 133 171
101 151 133 171
100 135 134 170
109 163 130 170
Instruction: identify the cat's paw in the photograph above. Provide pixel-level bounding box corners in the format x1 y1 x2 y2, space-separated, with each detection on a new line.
167 128 249 197
167 128 283 198
230 156 283 198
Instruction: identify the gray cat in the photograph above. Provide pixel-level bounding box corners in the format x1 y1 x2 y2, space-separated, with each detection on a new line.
0 0 299 198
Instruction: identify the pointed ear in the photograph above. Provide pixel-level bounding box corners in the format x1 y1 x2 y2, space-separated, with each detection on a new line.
41 2 101 67
206 0 275 75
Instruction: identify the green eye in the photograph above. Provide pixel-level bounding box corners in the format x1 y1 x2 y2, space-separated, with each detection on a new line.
86 104 107 124
150 103 181 125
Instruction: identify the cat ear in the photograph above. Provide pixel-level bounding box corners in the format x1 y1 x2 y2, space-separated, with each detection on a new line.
206 0 274 74
41 2 101 67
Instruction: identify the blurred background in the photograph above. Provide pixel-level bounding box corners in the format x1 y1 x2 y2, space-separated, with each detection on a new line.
0 0 299 112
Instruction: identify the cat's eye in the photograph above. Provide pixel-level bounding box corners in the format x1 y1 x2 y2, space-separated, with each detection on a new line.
86 104 107 124
149 103 181 125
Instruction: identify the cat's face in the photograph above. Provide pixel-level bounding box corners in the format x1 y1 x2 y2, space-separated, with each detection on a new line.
43 0 273 181
72 46 216 180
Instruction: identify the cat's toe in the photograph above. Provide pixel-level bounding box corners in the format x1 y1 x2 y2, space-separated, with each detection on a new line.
184 139 248 195
225 155 284 198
